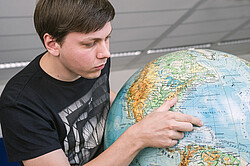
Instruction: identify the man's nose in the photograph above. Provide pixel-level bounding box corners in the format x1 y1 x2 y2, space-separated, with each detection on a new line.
97 41 110 59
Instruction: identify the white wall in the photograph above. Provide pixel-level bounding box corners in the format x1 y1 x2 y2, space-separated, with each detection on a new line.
0 85 5 95
110 68 138 93
238 54 250 62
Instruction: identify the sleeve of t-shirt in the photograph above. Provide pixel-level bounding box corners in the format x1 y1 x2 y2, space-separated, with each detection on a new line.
0 102 62 162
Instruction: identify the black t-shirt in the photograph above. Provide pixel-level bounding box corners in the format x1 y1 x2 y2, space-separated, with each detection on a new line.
0 52 111 165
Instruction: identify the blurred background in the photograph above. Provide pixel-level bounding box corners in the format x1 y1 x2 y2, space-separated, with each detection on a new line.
0 0 250 165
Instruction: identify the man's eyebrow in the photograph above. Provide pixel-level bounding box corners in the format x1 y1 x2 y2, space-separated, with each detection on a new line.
81 28 113 42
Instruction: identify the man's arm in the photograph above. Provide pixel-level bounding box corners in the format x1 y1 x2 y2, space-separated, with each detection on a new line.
22 149 70 166
110 90 116 105
22 97 203 166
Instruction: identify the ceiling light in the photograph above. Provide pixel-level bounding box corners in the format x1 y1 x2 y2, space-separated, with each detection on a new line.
147 43 211 54
0 61 30 69
217 38 250 46
111 51 141 58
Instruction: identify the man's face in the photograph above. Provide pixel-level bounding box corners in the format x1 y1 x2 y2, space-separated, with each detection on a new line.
57 22 112 79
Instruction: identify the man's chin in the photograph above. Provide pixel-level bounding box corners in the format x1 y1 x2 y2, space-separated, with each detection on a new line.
82 71 101 79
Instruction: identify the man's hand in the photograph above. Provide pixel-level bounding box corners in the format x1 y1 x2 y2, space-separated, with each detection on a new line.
132 97 203 149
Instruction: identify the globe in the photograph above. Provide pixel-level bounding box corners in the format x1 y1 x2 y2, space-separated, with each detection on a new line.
104 49 250 165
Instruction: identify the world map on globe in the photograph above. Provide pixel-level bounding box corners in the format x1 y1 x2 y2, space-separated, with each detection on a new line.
104 49 250 165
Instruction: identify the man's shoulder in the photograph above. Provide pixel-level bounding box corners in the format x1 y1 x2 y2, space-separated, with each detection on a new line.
0 53 44 106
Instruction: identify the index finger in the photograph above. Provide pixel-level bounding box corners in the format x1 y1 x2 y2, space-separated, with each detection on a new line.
156 97 178 112
176 113 203 127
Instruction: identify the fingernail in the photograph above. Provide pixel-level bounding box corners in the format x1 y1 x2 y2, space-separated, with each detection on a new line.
199 121 203 126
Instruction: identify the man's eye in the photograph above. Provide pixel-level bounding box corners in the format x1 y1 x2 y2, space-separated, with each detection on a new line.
84 42 95 47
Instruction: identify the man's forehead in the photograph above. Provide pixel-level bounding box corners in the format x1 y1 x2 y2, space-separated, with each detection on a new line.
80 23 112 40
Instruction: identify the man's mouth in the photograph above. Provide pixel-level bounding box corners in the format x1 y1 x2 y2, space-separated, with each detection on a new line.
94 64 105 70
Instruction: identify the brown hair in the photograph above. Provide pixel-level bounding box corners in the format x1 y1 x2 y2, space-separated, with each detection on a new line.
34 0 115 46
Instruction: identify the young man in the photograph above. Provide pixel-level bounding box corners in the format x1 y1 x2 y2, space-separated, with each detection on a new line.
0 0 203 165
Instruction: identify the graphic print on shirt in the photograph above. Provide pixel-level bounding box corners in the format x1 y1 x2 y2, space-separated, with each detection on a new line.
59 74 110 165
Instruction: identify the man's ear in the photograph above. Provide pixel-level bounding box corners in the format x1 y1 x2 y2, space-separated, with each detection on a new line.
43 33 60 56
